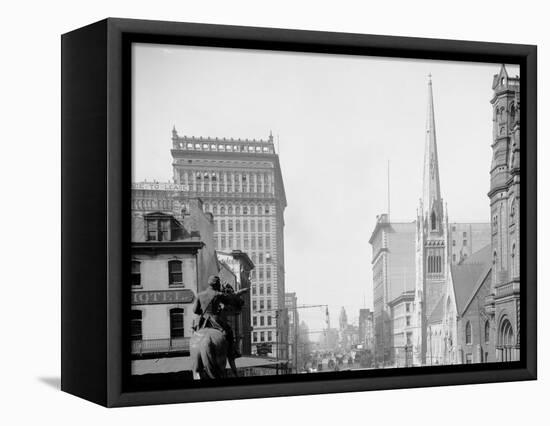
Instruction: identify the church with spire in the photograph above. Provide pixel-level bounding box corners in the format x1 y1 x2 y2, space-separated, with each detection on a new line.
412 75 450 366
370 66 518 367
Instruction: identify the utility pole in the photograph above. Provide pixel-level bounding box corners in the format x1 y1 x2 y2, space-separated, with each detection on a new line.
294 307 299 373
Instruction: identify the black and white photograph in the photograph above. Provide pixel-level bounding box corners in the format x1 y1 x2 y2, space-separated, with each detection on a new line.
129 43 521 382
2 0 546 420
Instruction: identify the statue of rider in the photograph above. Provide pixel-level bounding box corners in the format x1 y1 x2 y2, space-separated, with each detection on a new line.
193 275 249 360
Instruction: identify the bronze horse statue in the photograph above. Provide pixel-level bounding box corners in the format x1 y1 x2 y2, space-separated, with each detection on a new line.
191 281 246 380
190 327 234 379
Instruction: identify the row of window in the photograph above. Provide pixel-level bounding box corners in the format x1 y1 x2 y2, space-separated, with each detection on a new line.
250 268 272 281
216 218 271 232
218 235 273 252
183 182 272 195
451 253 468 262
492 198 517 232
426 255 442 274
131 260 183 287
205 203 272 216
250 253 270 265
492 242 518 277
146 218 173 242
252 284 272 295
252 315 273 327
463 319 516 362
175 142 273 154
495 101 517 123
253 331 273 342
181 170 271 184
130 308 184 340
178 171 273 195
450 231 469 238
464 320 491 345
451 239 468 247
252 299 273 311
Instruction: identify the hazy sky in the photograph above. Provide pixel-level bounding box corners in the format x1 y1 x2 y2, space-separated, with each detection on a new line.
132 43 518 332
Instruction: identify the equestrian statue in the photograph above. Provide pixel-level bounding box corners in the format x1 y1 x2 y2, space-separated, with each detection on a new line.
190 275 249 380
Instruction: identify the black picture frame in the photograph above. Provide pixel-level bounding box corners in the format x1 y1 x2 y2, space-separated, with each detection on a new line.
61 17 537 407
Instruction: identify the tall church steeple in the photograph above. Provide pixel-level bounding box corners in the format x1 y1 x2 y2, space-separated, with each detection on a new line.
422 75 443 232
413 74 449 366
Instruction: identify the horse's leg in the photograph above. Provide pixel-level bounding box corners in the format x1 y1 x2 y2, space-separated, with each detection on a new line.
202 337 227 379
201 339 216 379
190 334 203 380
228 357 239 377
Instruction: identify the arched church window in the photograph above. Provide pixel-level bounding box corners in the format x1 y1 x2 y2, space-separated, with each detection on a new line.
465 321 472 345
499 319 514 362
500 106 506 122
510 102 516 123
484 320 490 344
431 211 437 231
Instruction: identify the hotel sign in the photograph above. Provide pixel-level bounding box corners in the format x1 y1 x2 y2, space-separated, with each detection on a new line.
131 289 195 305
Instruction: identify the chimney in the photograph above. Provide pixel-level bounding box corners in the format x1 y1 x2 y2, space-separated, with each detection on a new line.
184 198 204 236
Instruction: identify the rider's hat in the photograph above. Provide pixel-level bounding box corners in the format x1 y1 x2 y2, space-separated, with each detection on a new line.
208 275 220 286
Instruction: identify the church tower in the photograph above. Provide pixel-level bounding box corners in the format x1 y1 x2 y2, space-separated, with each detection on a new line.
488 65 519 292
413 75 449 365
487 64 520 362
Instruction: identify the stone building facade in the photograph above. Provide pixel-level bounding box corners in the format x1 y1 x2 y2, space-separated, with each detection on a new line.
485 65 521 362
451 245 495 364
170 129 288 359
448 222 491 265
387 292 415 367
369 215 416 365
130 197 218 368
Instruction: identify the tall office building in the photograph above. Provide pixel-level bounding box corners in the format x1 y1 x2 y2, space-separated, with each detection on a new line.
369 214 416 365
170 128 288 359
